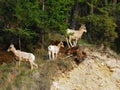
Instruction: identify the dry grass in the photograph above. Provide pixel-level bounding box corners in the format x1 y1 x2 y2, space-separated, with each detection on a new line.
0 33 76 90
0 47 74 90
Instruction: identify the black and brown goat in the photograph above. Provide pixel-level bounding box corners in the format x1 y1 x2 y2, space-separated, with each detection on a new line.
66 45 86 65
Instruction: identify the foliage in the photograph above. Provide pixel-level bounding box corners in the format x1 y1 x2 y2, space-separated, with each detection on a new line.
0 49 74 90
0 0 120 52
1 0 120 89
44 0 74 32
85 14 117 46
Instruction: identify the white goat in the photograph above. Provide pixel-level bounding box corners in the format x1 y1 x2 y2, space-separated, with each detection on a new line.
66 24 87 47
48 41 64 60
7 44 38 69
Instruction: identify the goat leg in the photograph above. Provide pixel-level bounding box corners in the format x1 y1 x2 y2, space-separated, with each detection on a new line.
66 37 70 48
18 58 21 66
69 39 73 47
33 62 38 68
48 51 52 60
29 61 33 70
52 52 54 60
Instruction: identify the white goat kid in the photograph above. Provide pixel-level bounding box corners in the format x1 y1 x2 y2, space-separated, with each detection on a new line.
7 44 38 69
48 41 64 60
66 24 87 47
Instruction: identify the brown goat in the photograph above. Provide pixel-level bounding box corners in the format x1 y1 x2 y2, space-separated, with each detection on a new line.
50 40 61 46
66 46 86 65
50 40 68 47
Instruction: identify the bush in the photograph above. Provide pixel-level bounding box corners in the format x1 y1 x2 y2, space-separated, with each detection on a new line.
85 14 117 47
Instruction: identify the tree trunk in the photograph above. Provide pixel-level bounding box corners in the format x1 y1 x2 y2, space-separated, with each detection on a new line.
18 35 21 50
113 0 117 20
113 0 117 10
105 0 108 5
90 0 94 14
41 0 45 48
70 1 79 29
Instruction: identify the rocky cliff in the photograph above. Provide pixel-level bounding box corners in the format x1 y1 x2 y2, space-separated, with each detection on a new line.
50 45 120 90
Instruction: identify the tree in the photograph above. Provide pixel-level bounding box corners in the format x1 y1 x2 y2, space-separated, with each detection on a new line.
0 0 120 53
0 0 41 50
85 14 117 46
45 0 74 30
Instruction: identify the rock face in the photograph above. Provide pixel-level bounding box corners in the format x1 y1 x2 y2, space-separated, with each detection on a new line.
50 46 120 90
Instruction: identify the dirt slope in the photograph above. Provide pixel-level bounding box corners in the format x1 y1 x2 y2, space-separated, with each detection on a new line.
50 46 120 90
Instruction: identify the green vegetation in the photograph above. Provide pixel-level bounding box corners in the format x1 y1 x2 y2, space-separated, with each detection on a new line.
85 14 117 46
0 0 119 52
0 0 120 89
0 50 73 90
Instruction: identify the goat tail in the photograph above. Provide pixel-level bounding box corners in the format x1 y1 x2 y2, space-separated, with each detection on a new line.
29 53 35 62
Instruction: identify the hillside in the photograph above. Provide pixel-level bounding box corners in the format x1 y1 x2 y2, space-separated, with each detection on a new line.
0 44 120 90
50 45 120 90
